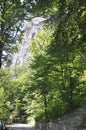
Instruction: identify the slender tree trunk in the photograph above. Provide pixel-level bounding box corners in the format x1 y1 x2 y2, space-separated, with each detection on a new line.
43 95 48 120
0 51 2 68
68 76 74 109
0 2 5 68
69 89 73 108
0 43 3 68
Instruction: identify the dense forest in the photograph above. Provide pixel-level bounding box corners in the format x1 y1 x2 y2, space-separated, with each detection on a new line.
0 0 86 123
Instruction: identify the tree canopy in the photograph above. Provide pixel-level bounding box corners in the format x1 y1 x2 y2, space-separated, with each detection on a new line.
0 0 86 123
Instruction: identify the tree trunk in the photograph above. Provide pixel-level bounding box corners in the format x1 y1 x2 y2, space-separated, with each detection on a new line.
0 43 3 68
0 41 4 68
43 95 48 120
68 77 74 109
0 2 5 68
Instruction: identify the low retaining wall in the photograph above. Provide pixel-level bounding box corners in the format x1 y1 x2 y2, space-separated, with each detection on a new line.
35 122 86 130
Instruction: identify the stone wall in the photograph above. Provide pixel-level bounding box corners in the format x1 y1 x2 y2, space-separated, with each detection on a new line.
35 122 86 130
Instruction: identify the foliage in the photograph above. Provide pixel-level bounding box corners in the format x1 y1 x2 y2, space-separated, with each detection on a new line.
0 69 12 120
0 0 86 123
25 0 86 121
0 67 28 122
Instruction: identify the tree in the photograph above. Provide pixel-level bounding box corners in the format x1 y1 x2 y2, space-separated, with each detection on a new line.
0 69 12 120
27 0 86 117
28 28 53 120
48 0 86 106
25 27 64 121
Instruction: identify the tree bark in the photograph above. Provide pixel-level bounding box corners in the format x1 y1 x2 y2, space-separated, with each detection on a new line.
0 1 6 68
0 42 4 68
43 95 48 120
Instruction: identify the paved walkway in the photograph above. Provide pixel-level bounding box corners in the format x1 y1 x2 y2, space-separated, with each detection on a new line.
6 124 35 130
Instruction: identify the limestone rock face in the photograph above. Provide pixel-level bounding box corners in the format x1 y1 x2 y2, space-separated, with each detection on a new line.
11 17 44 67
2 17 45 68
